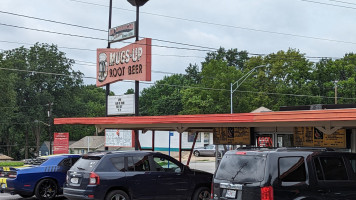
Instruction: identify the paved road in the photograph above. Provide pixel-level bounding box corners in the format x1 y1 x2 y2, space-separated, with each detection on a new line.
188 161 216 173
0 193 66 199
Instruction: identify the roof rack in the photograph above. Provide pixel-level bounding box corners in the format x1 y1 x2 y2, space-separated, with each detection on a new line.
236 147 278 150
276 147 335 152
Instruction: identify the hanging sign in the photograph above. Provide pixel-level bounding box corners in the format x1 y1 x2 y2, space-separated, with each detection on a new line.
105 129 133 147
109 22 136 43
53 132 69 154
213 127 251 145
96 38 151 87
107 94 135 115
294 127 346 148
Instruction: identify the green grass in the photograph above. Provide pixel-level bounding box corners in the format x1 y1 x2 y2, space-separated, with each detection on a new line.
0 161 24 167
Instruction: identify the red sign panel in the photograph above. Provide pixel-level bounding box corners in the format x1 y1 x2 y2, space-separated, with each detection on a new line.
53 132 69 154
96 38 152 87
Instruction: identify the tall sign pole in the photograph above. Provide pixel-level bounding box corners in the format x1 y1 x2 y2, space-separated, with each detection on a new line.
127 0 150 150
106 0 113 118
105 0 113 151
134 4 140 150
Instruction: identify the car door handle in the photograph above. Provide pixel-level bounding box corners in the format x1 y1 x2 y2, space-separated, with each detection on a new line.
317 190 327 194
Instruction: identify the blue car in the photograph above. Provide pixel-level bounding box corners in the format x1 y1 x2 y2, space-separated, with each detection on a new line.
3 154 80 200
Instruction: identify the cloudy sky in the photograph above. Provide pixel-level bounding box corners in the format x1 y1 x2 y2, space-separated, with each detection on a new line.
1 0 356 94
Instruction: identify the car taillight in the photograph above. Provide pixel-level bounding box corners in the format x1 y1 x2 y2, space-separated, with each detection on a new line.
8 173 17 178
210 182 214 199
66 173 69 183
261 186 273 200
89 172 100 185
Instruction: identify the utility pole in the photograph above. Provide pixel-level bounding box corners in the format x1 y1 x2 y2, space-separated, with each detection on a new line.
48 102 53 154
334 81 338 104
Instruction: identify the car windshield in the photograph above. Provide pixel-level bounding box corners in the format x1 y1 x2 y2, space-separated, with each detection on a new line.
215 154 266 183
71 156 101 171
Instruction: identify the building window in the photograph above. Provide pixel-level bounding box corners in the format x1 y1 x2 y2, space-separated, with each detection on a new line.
188 133 201 142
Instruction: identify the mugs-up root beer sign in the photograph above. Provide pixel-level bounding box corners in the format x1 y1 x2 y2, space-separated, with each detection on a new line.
213 127 251 145
294 127 346 148
97 38 151 87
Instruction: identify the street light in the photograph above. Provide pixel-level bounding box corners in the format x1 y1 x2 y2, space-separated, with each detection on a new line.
127 0 149 6
34 120 50 127
230 65 266 114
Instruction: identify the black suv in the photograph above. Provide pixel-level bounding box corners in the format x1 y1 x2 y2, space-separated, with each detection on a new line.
212 148 356 200
64 151 212 200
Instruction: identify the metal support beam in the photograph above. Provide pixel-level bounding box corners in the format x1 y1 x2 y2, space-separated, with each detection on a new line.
187 132 198 166
179 132 182 162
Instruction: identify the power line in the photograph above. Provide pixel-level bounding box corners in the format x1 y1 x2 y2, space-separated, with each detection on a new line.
0 9 219 52
0 23 107 41
0 8 349 58
1 67 355 100
67 0 356 46
0 10 107 32
0 39 342 61
328 0 356 6
300 0 356 10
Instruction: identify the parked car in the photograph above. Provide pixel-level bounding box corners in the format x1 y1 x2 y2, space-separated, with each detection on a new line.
3 154 80 200
211 147 356 200
193 144 227 157
64 151 213 200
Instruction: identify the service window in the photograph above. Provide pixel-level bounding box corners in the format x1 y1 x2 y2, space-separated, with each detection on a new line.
315 157 348 180
279 157 306 183
152 156 181 173
127 156 150 172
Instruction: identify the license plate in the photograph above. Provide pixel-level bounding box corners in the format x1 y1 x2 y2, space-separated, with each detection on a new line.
226 189 236 198
1 184 6 189
71 178 79 184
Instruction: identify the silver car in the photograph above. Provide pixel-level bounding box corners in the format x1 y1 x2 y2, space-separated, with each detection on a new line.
193 145 225 157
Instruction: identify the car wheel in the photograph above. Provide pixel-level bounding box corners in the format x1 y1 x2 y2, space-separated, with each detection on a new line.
192 187 210 200
106 190 130 200
34 179 57 200
194 151 200 157
19 194 33 198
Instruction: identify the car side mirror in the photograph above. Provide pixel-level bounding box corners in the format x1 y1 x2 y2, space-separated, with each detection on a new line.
182 165 190 173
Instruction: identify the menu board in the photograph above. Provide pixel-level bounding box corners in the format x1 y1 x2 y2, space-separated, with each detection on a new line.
213 127 251 145
294 127 346 148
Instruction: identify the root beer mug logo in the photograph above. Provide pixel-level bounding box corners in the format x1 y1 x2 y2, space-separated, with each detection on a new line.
96 38 152 87
98 53 108 82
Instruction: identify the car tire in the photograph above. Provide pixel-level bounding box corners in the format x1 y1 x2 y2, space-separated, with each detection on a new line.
194 151 200 157
192 187 210 200
19 194 33 198
106 190 130 200
34 179 57 200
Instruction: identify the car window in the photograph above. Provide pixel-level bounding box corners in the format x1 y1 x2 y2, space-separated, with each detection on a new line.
206 145 214 149
95 157 125 172
127 156 150 172
316 157 348 180
279 157 306 182
72 156 101 172
314 158 324 180
215 154 266 183
59 158 72 167
349 156 356 175
152 156 181 173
